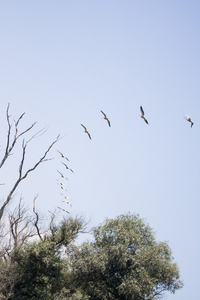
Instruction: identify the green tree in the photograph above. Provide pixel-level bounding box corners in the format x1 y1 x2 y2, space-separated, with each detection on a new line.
0 258 17 300
6 216 87 300
11 239 64 300
71 213 183 300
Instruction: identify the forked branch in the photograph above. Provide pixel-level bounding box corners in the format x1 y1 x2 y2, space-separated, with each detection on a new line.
0 103 36 169
0 133 60 221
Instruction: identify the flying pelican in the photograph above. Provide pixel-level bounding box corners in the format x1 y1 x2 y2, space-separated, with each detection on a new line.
57 206 69 214
184 115 194 127
81 124 91 139
62 162 74 173
57 150 70 161
140 106 149 124
57 170 68 180
100 110 111 127
60 193 69 198
62 199 72 206
60 186 68 192
57 181 68 190
58 181 68 189
61 194 70 200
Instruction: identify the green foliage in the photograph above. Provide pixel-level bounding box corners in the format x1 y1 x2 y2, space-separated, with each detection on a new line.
10 239 66 300
0 214 182 300
71 214 183 300
54 288 90 300
7 216 86 300
0 258 17 299
49 217 85 248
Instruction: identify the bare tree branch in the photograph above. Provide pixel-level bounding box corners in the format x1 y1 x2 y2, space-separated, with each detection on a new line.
33 196 43 241
26 127 47 144
0 199 37 259
0 104 37 169
0 132 60 221
5 103 11 157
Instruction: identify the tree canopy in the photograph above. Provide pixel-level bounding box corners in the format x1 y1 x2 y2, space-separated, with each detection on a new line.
0 105 183 299
0 216 87 300
71 214 183 300
0 213 183 300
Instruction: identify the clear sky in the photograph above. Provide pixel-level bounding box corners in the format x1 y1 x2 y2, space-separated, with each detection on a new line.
1 1 200 299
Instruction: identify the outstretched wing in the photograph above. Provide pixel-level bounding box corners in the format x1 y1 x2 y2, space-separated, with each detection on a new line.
57 206 69 213
57 170 64 177
87 132 92 140
140 106 144 116
100 110 106 117
81 124 87 130
57 150 70 161
57 150 64 157
62 162 69 169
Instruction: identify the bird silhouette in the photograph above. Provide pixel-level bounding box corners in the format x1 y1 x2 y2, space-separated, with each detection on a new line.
140 106 149 124
81 124 91 139
62 162 74 173
100 110 111 127
60 186 68 192
184 115 194 127
57 150 70 161
57 206 69 213
62 199 72 206
57 170 68 180
61 194 70 200
58 181 68 189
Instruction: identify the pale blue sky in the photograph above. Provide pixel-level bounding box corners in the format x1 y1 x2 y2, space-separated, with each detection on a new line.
1 1 200 299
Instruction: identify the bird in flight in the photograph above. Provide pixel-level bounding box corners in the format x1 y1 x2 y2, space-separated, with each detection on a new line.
62 199 72 206
140 106 149 124
57 170 68 180
61 194 70 200
184 115 194 127
58 182 68 189
81 124 91 139
60 187 68 192
60 193 70 199
100 110 111 127
57 206 69 214
57 150 70 161
62 162 74 173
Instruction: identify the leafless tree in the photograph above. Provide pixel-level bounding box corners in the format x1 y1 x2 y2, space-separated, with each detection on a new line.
9 198 35 249
0 104 90 299
0 103 60 221
0 196 47 260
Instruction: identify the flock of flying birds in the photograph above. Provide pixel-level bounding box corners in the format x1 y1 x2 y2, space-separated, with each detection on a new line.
80 107 194 139
48 150 73 216
48 107 194 217
81 110 111 140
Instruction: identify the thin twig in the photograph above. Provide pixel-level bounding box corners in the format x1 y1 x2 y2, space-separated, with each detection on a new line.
0 134 60 220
